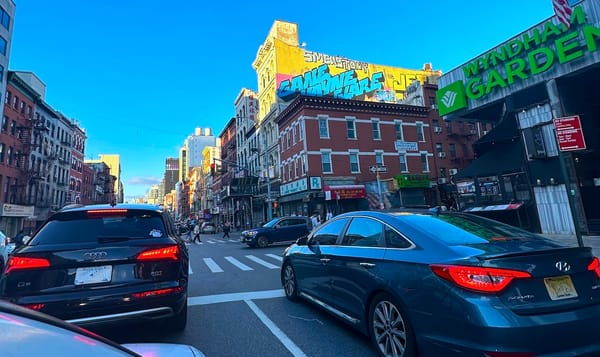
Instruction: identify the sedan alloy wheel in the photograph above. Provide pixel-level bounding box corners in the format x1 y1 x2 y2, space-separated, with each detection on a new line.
369 293 416 357
282 263 299 301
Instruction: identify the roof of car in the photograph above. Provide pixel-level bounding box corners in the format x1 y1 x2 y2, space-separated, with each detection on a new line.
58 203 165 213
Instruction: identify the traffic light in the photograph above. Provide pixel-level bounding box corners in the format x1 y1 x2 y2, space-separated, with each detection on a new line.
210 163 215 175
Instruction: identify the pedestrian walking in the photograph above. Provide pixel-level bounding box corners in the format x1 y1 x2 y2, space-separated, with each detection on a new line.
192 222 201 243
310 212 321 231
222 221 231 239
326 210 333 221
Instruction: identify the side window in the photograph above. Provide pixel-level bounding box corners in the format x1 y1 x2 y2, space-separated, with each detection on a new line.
277 219 289 227
342 218 384 247
312 218 349 245
385 226 413 249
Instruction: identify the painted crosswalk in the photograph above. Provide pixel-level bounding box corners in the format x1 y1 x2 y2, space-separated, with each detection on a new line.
192 254 283 273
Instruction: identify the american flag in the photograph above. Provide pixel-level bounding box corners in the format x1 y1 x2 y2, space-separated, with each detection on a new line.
553 0 573 29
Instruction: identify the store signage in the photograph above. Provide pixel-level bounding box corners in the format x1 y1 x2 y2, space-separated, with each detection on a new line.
437 5 600 116
1 204 35 217
324 185 367 200
280 178 308 196
553 115 587 151
394 141 418 152
395 174 431 188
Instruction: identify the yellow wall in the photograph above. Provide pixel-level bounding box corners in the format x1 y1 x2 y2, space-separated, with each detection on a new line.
98 154 120 197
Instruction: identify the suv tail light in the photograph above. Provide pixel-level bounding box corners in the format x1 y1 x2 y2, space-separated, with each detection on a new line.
137 246 179 261
6 257 51 273
431 264 531 293
588 257 600 278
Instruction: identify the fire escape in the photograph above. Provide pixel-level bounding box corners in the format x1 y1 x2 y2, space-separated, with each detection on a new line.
15 115 48 205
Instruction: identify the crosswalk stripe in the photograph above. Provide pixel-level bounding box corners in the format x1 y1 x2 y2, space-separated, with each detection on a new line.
265 254 283 262
203 258 223 273
225 256 253 271
246 255 279 269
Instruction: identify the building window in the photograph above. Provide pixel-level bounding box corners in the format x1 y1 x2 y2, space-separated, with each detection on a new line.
20 100 25 113
449 143 457 158
7 146 12 165
399 153 407 172
321 151 332 173
1 116 6 132
395 121 403 140
319 116 329 138
436 143 443 154
375 151 384 166
299 119 305 141
372 119 381 140
416 122 425 142
9 120 15 135
12 95 18 110
0 36 6 56
301 153 306 175
446 120 453 134
346 118 356 139
349 151 359 173
292 126 297 145
4 90 9 105
0 7 10 30
420 152 429 172
3 176 8 203
294 159 299 178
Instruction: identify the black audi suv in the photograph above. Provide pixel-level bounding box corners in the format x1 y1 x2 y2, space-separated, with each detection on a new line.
0 203 189 331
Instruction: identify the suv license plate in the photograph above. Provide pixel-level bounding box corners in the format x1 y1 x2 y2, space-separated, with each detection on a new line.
544 275 578 300
75 265 113 285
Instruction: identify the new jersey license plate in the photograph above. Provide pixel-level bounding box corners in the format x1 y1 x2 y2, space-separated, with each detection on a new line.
544 275 578 300
75 265 112 285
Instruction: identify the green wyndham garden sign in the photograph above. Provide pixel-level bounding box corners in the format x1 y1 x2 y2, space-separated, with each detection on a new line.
436 5 600 116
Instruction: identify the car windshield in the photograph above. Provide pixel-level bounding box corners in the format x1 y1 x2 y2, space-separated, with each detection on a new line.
262 218 280 228
393 213 541 245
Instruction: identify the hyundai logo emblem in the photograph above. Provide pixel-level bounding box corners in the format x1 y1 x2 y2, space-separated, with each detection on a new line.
555 261 571 272
83 251 108 260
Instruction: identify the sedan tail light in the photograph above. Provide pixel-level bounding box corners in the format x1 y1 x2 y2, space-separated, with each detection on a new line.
136 246 179 261
431 264 531 293
587 257 600 278
6 257 51 273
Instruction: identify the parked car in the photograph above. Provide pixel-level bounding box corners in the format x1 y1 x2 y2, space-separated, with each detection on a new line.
0 299 204 356
0 230 14 272
281 210 600 356
241 216 311 248
0 203 189 331
201 222 216 234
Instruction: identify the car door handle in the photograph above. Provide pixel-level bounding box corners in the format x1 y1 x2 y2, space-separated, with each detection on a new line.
320 258 330 264
360 262 376 269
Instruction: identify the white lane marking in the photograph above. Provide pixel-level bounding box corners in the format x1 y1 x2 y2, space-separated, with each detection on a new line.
225 256 253 271
188 263 193 275
207 240 217 244
188 289 285 306
265 253 283 262
245 300 307 357
203 258 223 273
246 255 279 269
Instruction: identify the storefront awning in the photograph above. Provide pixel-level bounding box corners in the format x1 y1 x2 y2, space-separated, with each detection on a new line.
464 203 523 212
455 143 524 179
324 185 366 200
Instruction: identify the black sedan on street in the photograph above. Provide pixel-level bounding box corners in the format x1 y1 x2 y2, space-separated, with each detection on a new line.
0 203 189 331
281 210 600 357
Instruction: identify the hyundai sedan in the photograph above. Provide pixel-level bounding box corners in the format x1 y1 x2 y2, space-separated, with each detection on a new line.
281 210 600 356
0 203 189 331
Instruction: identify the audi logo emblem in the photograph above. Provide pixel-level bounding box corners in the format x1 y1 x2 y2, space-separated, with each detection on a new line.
555 261 571 272
83 251 108 260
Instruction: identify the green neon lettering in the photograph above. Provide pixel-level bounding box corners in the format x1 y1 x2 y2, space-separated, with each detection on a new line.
462 60 481 78
489 47 507 66
556 31 584 63
570 6 586 26
522 29 542 50
506 39 524 58
465 77 485 99
528 47 554 75
485 70 507 94
541 21 563 43
504 58 527 84
584 25 600 52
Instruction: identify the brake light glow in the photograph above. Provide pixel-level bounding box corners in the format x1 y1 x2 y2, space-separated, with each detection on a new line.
6 257 50 273
23 303 46 311
86 209 128 218
132 287 183 299
431 264 531 293
137 246 179 261
587 257 600 278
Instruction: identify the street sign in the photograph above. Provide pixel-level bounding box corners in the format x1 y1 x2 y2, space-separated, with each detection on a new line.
369 165 387 173
394 141 418 152
553 115 587 152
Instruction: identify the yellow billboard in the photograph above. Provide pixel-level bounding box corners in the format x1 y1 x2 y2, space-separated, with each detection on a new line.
274 38 440 103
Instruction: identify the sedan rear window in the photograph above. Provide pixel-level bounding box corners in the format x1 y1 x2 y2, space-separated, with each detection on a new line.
29 211 166 245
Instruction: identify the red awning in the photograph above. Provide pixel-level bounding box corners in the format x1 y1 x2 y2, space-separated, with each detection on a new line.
324 185 366 200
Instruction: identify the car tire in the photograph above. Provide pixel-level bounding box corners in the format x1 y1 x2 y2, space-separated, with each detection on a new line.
282 263 299 301
166 300 188 332
256 236 269 248
369 293 417 357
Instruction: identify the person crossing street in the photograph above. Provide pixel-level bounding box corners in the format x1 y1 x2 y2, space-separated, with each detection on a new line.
192 221 202 243
222 221 231 239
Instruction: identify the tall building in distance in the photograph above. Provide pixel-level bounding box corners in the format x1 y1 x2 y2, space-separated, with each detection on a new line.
179 127 216 182
164 157 179 196
96 154 122 203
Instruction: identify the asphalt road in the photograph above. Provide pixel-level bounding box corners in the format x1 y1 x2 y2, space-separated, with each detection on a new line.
91 232 378 357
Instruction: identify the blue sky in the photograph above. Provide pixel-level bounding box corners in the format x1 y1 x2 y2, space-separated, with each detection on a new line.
8 0 560 200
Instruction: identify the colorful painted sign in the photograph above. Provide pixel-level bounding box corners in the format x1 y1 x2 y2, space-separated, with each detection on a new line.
553 115 587 151
274 39 440 103
395 174 431 188
437 4 600 116
324 185 367 200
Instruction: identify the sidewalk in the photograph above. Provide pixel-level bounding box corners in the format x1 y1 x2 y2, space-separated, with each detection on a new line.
543 234 600 256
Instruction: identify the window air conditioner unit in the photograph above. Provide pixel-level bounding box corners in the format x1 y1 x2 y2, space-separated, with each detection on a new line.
438 178 448 184
438 152 446 158
449 168 458 175
431 104 438 110
434 127 442 133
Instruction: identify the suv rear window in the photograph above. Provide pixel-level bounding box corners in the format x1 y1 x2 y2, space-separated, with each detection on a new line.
29 209 167 245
